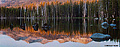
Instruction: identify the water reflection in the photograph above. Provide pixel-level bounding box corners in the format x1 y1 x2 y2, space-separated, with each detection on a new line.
10 24 13 31
32 23 39 31
101 22 109 29
20 23 26 30
0 18 120 44
42 23 51 32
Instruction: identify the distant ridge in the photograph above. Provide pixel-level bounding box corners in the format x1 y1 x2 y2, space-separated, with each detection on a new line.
0 0 92 7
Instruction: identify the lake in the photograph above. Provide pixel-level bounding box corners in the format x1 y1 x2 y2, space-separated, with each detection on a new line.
0 18 119 47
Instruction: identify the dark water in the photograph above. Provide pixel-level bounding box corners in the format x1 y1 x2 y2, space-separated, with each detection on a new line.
0 18 120 47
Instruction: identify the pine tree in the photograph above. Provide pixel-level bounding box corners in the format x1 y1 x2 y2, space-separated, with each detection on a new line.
86 0 90 17
108 0 113 18
33 5 36 17
18 7 21 17
113 0 119 18
79 0 83 17
38 4 42 17
56 2 60 17
0 7 1 17
73 2 79 17
46 1 51 17
102 0 107 18
21 6 24 17
94 0 99 17
69 0 73 17
25 6 28 17
1 7 5 17
118 0 120 17
90 0 95 17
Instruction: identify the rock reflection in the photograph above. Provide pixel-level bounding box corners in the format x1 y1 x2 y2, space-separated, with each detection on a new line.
10 24 13 31
32 23 39 31
42 23 51 32
110 24 116 27
20 23 26 30
101 22 109 29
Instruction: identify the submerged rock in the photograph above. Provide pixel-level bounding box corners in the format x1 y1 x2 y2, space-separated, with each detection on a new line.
102 26 109 29
110 24 116 27
90 33 111 42
113 27 117 29
101 22 109 26
101 22 109 29
109 24 117 29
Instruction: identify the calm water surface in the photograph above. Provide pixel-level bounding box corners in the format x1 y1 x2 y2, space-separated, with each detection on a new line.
0 18 120 47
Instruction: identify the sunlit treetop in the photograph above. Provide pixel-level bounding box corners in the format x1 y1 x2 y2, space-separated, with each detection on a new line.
56 1 59 4
47 2 49 5
53 1 56 5
81 0 83 2
67 0 70 4
78 1 80 4
92 0 95 3
16 5 20 8
39 2 42 6
97 0 99 3
61 2 65 5
3 0 101 8
87 0 89 2
42 2 46 6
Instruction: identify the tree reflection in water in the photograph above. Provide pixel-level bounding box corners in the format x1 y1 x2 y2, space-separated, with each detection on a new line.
0 18 120 44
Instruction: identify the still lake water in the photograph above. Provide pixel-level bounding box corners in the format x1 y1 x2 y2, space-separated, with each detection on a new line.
0 18 120 47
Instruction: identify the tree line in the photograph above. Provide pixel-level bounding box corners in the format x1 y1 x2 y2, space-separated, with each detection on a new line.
0 0 120 18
